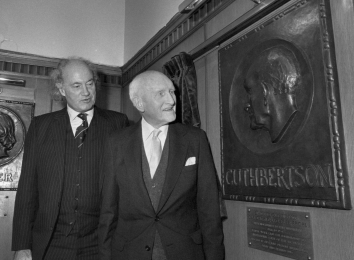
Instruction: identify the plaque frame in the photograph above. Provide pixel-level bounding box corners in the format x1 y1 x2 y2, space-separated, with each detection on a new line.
219 0 351 209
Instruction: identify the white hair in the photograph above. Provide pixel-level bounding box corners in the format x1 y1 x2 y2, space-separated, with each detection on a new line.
129 70 168 102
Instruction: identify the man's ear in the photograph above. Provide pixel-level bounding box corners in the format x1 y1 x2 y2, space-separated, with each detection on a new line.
56 83 66 97
261 81 269 106
132 96 144 113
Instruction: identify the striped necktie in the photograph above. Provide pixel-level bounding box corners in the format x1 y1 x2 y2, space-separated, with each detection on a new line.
75 113 88 148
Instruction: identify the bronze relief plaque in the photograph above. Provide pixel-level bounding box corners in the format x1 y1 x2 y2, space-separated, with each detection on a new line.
0 100 34 190
247 207 313 260
219 0 350 209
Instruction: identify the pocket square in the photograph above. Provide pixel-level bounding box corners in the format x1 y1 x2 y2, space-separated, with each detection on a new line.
185 157 196 166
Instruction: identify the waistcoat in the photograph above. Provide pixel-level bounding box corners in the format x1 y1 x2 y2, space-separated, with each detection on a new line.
142 133 170 260
56 118 100 237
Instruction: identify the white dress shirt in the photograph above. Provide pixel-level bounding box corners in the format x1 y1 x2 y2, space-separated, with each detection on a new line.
141 118 168 177
67 106 94 135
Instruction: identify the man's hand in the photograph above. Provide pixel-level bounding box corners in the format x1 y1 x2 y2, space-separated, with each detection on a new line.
13 250 32 260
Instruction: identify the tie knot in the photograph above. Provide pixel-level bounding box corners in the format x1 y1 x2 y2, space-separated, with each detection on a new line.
77 113 87 122
152 129 161 138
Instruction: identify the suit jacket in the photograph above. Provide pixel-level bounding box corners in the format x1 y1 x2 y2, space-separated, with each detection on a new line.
98 121 224 260
12 106 129 259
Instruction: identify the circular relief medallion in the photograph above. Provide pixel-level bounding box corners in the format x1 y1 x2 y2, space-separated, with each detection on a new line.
229 39 314 154
0 105 25 166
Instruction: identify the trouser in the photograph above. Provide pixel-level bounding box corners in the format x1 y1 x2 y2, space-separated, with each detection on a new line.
43 223 98 260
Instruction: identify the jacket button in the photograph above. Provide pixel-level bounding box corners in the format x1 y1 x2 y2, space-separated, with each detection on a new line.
145 246 151 251
155 217 159 222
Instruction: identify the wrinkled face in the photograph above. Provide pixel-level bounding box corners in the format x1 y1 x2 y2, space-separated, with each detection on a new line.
244 71 270 130
58 61 96 112
141 77 176 128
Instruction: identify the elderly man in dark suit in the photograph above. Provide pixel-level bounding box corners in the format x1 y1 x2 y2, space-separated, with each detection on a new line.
12 57 129 260
99 70 224 260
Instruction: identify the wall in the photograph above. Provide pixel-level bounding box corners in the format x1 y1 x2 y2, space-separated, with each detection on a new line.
124 0 184 63
0 0 125 66
121 0 354 259
0 0 189 66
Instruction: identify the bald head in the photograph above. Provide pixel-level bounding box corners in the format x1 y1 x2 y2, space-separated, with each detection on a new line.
129 70 176 128
129 70 171 101
52 57 97 85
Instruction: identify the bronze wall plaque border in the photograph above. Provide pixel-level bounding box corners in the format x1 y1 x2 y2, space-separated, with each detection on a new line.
219 0 350 209
0 99 34 191
247 207 313 259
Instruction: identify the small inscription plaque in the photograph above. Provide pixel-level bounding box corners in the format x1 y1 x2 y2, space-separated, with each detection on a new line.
247 207 313 260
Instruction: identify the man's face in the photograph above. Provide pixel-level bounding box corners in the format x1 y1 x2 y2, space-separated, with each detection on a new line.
58 61 96 112
141 77 176 128
244 72 270 130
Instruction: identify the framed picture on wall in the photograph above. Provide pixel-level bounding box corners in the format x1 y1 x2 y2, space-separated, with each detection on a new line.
219 0 351 209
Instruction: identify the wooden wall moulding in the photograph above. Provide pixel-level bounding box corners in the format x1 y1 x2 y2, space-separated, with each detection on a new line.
122 0 296 86
122 0 236 85
0 50 122 88
219 0 351 209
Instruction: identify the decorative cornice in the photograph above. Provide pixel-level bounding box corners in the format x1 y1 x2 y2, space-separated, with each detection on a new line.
0 50 122 87
122 0 236 85
121 0 292 86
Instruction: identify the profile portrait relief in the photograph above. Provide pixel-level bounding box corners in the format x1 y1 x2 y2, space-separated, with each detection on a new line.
0 102 31 191
0 111 16 159
243 46 301 144
0 105 26 168
219 0 349 209
228 39 313 154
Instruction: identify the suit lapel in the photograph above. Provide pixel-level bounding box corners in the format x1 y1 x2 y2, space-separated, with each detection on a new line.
157 123 188 213
95 108 113 194
52 108 68 198
124 121 156 212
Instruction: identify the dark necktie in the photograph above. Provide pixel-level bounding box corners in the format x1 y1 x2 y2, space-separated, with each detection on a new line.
75 113 88 148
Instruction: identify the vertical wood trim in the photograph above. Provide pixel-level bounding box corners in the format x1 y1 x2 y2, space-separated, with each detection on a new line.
205 50 221 178
195 57 207 131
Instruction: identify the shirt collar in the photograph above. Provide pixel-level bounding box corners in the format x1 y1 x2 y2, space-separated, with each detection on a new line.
67 105 94 122
141 117 169 141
